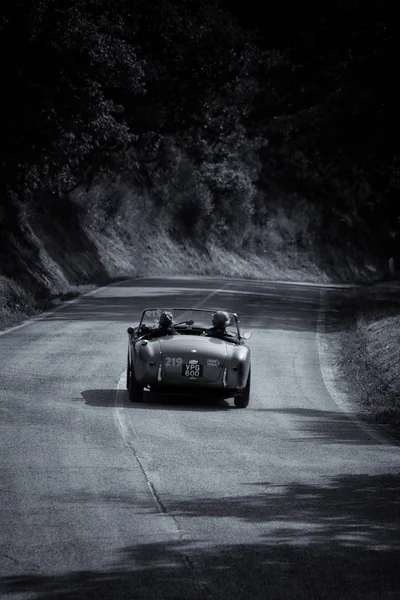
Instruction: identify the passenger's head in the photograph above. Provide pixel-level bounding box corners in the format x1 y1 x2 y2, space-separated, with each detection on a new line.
159 311 173 329
212 311 230 330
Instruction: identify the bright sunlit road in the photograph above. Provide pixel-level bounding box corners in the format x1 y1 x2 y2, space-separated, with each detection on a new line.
0 277 399 599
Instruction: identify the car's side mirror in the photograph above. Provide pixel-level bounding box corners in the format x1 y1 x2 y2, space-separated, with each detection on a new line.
127 327 134 335
242 331 252 340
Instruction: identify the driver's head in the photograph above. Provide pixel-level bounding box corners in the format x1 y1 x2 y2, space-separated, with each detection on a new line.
159 311 173 329
212 311 230 330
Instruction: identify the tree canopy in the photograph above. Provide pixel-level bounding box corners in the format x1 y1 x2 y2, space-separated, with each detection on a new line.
1 0 398 259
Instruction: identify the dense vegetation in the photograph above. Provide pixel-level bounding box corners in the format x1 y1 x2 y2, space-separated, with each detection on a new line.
1 0 399 291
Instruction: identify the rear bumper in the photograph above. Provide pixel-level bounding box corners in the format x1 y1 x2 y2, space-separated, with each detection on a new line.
145 383 244 398
134 361 249 392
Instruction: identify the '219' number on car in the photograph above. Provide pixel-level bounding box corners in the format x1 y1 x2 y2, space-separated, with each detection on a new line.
164 357 182 367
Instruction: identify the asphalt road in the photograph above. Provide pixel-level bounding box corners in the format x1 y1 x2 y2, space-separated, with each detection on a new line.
0 277 399 600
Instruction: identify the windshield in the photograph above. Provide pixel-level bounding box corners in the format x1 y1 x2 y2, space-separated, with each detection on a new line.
139 308 240 336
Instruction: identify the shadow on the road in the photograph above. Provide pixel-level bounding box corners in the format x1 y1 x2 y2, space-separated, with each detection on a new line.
80 389 231 411
39 279 353 334
79 389 117 407
255 407 389 446
78 393 395 440
1 473 399 599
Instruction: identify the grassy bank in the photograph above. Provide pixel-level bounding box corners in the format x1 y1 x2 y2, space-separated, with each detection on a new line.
329 281 400 434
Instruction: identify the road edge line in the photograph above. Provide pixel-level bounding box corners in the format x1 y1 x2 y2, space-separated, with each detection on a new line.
114 373 182 529
114 373 213 597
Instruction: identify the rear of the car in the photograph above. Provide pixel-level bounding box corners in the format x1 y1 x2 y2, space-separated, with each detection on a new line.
159 336 227 384
138 335 247 398
130 308 249 399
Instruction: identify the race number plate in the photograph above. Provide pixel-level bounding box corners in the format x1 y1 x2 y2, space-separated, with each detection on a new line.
182 364 203 378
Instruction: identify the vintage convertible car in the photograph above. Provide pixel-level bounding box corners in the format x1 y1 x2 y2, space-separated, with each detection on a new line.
126 308 252 408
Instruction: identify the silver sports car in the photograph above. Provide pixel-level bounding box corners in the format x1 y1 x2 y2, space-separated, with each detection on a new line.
126 308 252 408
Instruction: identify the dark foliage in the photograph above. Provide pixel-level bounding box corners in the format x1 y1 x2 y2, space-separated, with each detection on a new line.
241 0 400 257
0 0 399 267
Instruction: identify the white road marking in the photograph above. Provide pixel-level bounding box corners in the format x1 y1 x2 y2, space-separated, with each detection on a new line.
114 373 213 597
191 283 231 308
163 274 356 288
173 283 232 322
114 373 181 536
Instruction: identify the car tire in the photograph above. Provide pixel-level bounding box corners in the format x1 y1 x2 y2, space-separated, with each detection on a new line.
234 369 250 408
128 367 144 402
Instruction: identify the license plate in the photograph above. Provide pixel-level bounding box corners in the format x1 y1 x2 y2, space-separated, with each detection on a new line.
182 364 203 378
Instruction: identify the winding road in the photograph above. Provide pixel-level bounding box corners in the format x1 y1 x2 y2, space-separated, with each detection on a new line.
0 277 399 599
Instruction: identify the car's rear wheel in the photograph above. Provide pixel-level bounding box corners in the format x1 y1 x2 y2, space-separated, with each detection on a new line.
234 369 250 408
127 363 144 402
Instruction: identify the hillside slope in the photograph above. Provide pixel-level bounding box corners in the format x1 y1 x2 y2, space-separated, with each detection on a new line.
1 177 386 333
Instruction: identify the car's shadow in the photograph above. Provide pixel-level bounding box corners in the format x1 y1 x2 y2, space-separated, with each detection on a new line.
80 389 232 411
